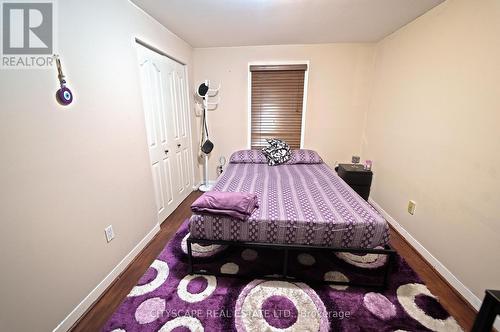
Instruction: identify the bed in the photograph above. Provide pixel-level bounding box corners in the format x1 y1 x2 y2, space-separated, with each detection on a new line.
187 149 394 288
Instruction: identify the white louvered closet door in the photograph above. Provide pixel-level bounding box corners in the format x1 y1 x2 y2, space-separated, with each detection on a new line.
137 45 193 223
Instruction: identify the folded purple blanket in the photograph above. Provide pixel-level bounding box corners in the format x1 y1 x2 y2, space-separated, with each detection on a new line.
191 191 259 220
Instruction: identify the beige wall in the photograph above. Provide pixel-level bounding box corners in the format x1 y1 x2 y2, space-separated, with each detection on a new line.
193 44 376 180
0 1 194 331
363 0 500 299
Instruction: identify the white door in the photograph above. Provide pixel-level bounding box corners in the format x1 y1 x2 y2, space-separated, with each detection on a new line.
137 45 193 223
170 62 193 197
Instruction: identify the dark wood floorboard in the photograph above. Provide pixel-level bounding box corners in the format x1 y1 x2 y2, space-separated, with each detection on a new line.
71 190 478 331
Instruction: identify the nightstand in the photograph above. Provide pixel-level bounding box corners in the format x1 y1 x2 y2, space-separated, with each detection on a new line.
336 163 373 200
472 290 500 332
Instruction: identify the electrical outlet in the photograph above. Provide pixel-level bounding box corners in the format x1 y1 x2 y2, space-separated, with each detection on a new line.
105 225 115 243
408 200 416 215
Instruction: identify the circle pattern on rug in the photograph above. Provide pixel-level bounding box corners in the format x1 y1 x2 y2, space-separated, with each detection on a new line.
135 297 166 324
234 279 329 332
397 283 462 332
136 266 158 286
220 262 239 274
261 295 299 329
324 271 349 290
297 253 316 266
178 274 217 303
335 248 387 269
241 249 258 261
363 292 396 320
181 232 225 257
158 316 204 332
128 260 169 297
110 329 126 332
414 294 450 320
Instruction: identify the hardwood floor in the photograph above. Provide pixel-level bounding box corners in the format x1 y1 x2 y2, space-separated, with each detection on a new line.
71 190 478 331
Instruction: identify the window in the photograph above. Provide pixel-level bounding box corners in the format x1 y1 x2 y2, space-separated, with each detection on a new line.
250 64 307 149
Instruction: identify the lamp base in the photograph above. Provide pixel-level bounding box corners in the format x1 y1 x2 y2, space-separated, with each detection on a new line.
199 183 215 192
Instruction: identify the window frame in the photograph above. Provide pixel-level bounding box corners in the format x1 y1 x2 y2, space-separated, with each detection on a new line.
247 60 310 149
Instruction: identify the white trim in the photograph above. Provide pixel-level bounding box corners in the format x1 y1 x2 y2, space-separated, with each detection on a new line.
246 61 310 149
52 224 161 332
300 66 309 148
372 197 500 330
369 199 489 309
369 198 481 308
247 67 252 148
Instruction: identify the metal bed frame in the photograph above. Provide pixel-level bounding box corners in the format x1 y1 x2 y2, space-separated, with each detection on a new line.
187 236 396 290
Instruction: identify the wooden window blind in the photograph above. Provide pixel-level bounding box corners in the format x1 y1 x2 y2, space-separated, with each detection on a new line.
250 64 307 149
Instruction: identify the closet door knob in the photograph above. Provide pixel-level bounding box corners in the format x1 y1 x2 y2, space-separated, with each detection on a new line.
177 143 181 148
164 149 169 154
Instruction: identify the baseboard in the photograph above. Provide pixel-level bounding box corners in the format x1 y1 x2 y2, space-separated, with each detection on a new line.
52 223 161 332
369 198 500 330
369 198 482 308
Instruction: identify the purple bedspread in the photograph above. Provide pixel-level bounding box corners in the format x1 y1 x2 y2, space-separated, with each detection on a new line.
189 162 390 248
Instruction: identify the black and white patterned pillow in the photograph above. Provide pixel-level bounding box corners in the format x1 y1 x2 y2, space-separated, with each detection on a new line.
266 138 288 149
262 139 291 166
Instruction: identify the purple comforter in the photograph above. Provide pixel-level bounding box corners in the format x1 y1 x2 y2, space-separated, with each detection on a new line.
189 162 389 248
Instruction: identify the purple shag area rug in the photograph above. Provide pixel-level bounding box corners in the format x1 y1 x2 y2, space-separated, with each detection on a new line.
103 220 462 332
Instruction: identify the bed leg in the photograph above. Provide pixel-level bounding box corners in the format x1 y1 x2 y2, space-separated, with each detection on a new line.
282 248 289 278
187 238 194 275
382 249 395 289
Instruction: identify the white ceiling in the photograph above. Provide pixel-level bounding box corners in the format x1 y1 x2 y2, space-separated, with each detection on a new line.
131 0 445 48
